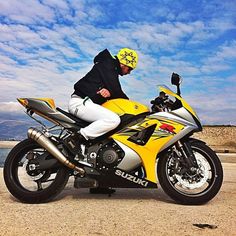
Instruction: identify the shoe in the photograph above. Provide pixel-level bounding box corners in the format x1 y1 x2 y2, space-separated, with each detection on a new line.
89 187 116 194
76 133 88 144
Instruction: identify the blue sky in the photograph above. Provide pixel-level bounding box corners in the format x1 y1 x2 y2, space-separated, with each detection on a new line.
0 0 236 125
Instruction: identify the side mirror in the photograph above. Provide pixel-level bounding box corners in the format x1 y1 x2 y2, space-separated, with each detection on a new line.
171 72 182 86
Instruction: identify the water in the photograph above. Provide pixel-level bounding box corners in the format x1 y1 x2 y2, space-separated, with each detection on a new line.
0 148 11 167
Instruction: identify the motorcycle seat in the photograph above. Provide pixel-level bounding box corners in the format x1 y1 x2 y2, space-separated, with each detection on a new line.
56 107 90 128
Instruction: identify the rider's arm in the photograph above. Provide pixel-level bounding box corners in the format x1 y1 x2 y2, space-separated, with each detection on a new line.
95 63 129 100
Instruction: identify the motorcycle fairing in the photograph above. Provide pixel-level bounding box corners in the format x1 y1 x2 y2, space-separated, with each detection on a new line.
17 94 199 184
17 98 78 128
18 98 150 130
102 98 149 116
159 85 200 122
101 88 201 184
18 97 56 110
86 167 157 188
111 116 187 183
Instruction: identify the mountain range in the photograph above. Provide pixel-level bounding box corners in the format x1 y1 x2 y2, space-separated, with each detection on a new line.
1 111 235 141
0 112 42 140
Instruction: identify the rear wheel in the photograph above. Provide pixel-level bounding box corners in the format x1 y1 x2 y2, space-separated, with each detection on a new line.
157 141 223 205
4 139 70 204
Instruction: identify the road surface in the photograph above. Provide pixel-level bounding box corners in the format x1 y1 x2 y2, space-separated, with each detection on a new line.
0 162 235 236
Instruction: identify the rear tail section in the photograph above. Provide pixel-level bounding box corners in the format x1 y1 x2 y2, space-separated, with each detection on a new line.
17 98 85 129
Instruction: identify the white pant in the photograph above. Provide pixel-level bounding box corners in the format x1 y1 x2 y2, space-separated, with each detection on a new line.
68 96 120 139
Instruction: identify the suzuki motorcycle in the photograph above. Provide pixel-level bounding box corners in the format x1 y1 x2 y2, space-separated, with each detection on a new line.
3 73 223 204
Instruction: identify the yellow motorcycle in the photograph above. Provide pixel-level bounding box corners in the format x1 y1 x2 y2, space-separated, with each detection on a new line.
3 73 223 204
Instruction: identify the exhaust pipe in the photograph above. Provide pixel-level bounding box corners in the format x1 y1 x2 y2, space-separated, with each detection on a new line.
28 128 85 175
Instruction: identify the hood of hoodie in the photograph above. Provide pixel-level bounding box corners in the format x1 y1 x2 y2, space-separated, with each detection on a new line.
93 49 113 64
93 49 123 75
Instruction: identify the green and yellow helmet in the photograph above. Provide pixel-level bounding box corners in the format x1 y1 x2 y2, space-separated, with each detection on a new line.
117 48 138 69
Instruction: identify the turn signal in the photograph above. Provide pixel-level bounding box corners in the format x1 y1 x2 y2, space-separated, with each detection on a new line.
17 98 28 108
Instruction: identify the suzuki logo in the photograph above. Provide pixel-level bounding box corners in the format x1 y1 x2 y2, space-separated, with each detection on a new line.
115 169 148 187
159 123 176 134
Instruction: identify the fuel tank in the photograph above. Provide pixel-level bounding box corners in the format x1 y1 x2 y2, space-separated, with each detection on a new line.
102 98 149 116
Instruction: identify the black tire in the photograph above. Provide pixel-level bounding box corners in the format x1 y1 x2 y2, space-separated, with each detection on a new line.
3 139 70 204
157 141 223 205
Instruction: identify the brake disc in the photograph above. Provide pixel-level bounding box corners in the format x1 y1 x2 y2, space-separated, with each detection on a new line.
175 153 210 190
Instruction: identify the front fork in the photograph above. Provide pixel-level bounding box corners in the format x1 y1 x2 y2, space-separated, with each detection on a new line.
175 140 199 169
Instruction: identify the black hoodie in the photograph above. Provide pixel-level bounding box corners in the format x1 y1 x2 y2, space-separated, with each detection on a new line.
73 49 129 105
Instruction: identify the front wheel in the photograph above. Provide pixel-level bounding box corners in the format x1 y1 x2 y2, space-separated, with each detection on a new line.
157 141 223 205
3 139 70 204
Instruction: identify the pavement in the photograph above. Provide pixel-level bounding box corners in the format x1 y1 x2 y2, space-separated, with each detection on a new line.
0 163 236 236
0 145 235 236
217 153 236 163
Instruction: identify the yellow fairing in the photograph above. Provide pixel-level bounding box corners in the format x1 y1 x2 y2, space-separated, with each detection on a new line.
18 98 56 109
102 98 149 116
159 86 197 117
112 117 185 183
37 98 56 109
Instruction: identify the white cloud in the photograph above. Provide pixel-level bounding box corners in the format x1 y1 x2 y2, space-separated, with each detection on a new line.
41 0 69 10
216 41 236 60
0 0 235 125
0 1 54 24
199 41 236 74
0 102 22 113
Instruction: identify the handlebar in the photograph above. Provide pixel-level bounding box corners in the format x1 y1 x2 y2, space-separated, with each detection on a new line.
151 94 174 112
151 72 183 113
150 93 182 112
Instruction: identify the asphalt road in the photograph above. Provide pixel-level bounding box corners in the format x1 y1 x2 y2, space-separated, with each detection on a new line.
0 160 236 236
218 153 236 163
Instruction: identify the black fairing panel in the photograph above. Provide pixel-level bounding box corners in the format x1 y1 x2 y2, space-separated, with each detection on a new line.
53 108 149 136
24 99 76 125
85 168 157 188
56 107 90 128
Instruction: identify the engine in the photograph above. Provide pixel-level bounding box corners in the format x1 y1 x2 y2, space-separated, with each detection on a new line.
88 141 125 171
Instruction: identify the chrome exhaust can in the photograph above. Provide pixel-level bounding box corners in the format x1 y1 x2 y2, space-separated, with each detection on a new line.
27 128 85 175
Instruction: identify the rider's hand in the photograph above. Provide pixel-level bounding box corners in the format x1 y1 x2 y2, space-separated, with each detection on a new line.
97 88 111 98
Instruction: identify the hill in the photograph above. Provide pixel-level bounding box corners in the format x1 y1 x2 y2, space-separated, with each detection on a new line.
193 126 236 152
0 112 235 152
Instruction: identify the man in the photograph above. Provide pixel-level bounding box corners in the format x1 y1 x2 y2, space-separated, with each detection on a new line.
68 48 138 141
68 48 138 194
151 92 168 112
